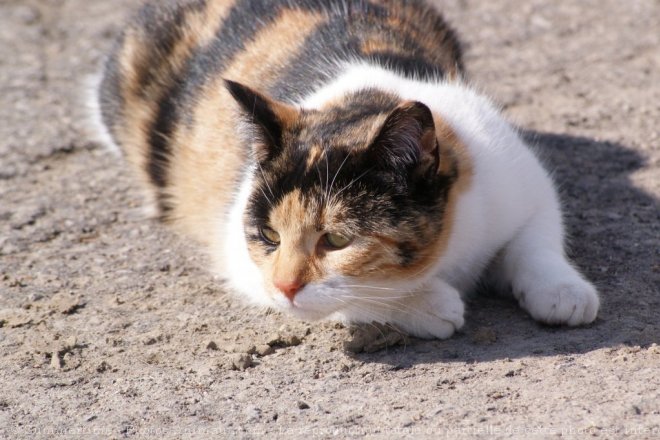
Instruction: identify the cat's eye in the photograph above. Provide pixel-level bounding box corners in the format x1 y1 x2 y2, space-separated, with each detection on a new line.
321 232 352 250
259 225 280 245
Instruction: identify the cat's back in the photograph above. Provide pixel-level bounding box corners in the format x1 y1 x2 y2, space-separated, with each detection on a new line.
97 0 463 242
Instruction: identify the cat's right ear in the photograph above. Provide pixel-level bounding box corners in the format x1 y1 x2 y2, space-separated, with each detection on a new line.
224 79 298 162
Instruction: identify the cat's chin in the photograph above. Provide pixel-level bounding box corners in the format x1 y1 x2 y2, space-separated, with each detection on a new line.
285 305 331 321
269 293 339 321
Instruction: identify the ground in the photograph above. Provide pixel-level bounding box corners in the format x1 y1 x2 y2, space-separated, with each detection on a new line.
0 0 658 439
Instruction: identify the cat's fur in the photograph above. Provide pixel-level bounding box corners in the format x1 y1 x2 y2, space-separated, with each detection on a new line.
94 0 599 339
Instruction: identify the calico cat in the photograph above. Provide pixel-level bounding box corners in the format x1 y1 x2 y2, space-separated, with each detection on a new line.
92 0 600 339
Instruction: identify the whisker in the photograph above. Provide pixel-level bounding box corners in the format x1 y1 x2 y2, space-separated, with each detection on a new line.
340 284 398 291
257 162 274 198
339 294 416 300
320 291 392 323
314 161 326 204
257 187 274 208
324 149 330 203
256 162 275 206
332 167 373 200
328 150 351 198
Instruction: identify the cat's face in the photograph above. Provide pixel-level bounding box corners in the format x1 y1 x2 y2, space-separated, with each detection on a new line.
227 81 459 319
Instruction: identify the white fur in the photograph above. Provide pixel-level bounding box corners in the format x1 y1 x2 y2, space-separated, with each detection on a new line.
221 166 269 305
84 72 121 155
225 62 600 338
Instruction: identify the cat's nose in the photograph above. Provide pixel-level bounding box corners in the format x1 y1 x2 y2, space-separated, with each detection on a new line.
274 279 305 301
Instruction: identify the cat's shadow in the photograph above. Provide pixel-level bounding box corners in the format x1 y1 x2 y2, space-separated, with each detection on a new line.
345 131 660 366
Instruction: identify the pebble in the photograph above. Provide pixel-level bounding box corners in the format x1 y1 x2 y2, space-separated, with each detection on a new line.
96 361 112 373
0 309 33 328
471 327 498 345
50 292 85 315
344 323 408 353
255 344 274 356
61 336 77 351
50 352 63 369
244 405 262 421
266 333 302 348
229 354 253 371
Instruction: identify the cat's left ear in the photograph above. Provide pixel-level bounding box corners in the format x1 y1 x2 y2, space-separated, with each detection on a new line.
224 79 298 162
368 101 440 174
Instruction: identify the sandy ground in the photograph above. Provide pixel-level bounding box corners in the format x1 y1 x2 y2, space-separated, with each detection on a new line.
1 0 659 438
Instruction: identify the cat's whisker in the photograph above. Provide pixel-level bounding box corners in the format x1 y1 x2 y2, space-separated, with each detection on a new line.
330 167 372 205
328 150 351 199
339 284 397 291
256 162 274 199
318 291 394 323
324 149 330 203
257 186 274 209
314 161 327 205
346 297 417 318
338 294 416 301
255 162 275 206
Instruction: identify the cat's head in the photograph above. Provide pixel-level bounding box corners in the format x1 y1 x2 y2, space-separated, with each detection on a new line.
226 80 462 320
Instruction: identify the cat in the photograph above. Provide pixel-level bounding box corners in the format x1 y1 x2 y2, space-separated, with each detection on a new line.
91 0 600 339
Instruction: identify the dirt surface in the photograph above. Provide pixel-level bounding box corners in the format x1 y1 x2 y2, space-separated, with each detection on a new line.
1 0 658 438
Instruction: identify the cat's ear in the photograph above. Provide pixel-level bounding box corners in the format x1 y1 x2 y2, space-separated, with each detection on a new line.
368 101 439 174
224 79 298 162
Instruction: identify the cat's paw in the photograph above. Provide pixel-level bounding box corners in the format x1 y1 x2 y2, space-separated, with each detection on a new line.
519 278 599 326
395 280 465 339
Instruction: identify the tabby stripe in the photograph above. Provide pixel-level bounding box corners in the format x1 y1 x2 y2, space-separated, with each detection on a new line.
271 14 454 101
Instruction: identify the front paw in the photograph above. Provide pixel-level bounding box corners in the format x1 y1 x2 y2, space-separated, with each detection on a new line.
395 281 465 339
519 278 599 326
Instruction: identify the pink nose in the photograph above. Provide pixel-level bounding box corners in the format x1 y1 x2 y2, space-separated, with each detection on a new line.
274 279 305 301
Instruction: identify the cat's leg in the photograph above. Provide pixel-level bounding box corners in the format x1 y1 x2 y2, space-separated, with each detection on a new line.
498 208 599 326
388 278 465 339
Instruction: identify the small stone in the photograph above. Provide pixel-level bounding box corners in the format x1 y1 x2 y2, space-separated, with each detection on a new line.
0 309 33 328
297 401 310 410
266 333 283 346
29 293 44 302
205 340 218 351
255 344 274 356
285 335 302 347
344 322 408 353
266 332 302 348
244 405 262 421
96 361 111 373
63 336 77 351
472 327 498 345
50 292 85 315
50 352 63 369
229 354 253 370
143 336 160 346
